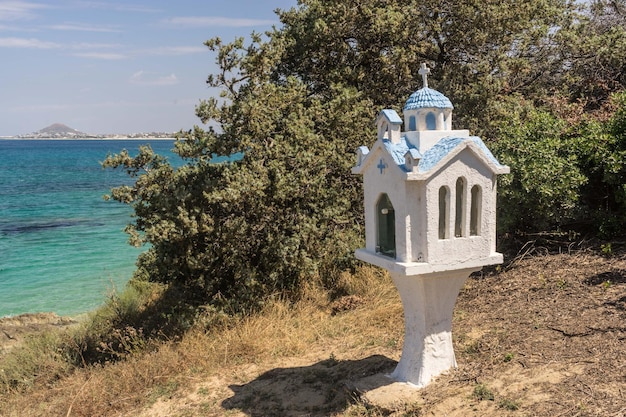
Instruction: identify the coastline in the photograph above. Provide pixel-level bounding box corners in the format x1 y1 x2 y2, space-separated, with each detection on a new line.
0 140 178 319
0 312 79 355
0 137 176 141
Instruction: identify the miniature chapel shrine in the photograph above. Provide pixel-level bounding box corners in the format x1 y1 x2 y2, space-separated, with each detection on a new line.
352 63 510 277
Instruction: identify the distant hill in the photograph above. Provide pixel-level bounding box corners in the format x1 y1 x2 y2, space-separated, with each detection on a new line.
31 123 89 138
14 123 92 139
14 123 174 139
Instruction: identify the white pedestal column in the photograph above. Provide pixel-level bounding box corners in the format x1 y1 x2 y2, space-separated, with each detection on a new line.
389 267 480 387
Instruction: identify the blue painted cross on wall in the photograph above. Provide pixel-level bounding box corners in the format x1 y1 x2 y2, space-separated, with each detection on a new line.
377 158 387 174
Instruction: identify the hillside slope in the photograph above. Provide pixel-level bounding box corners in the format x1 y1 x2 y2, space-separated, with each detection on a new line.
0 250 624 416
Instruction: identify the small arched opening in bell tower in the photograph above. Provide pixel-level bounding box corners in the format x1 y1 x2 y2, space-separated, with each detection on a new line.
376 193 396 258
426 112 436 130
380 121 389 139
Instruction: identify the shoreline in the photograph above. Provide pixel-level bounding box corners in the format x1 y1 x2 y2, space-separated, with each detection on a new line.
0 137 176 141
0 312 80 354
0 311 77 324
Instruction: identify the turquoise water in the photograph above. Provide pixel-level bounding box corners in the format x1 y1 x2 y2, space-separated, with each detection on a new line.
0 139 178 317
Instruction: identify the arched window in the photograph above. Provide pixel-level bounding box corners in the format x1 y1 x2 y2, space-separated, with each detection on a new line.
438 186 449 239
455 177 466 237
426 112 436 130
409 115 416 131
470 185 482 236
376 194 396 258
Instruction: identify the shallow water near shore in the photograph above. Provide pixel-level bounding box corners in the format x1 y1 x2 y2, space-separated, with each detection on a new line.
0 139 178 317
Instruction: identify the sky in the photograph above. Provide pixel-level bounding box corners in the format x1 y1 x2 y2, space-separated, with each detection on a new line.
0 0 297 136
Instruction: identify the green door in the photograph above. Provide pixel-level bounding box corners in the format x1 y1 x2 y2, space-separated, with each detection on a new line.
376 194 396 258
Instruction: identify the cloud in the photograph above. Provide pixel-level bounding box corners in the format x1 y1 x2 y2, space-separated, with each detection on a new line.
70 45 205 60
73 1 161 13
11 103 72 112
47 23 122 33
71 51 126 60
0 23 37 31
0 36 125 58
70 42 123 50
0 1 49 21
130 70 179 86
142 46 206 56
164 16 276 28
0 36 59 48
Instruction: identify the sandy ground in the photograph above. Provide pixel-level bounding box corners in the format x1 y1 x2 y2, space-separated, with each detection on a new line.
1 249 625 416
136 250 626 416
0 313 77 354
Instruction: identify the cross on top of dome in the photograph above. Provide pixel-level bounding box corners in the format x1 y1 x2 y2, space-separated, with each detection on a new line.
418 63 431 88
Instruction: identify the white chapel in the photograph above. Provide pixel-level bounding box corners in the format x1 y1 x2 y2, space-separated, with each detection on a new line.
352 63 510 277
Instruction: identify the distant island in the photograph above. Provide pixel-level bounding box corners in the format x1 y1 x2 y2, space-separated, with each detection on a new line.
8 123 175 139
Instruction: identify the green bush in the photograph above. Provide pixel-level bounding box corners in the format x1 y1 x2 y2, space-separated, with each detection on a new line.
104 81 368 315
492 92 626 237
102 0 626 317
0 332 71 395
574 92 626 238
492 102 586 233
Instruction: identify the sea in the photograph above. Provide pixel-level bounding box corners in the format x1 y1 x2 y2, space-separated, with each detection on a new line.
0 139 179 318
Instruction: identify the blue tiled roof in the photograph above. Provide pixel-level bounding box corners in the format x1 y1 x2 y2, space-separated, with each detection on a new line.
380 136 504 174
403 87 453 110
418 136 503 172
382 137 422 171
379 109 403 124
406 148 421 159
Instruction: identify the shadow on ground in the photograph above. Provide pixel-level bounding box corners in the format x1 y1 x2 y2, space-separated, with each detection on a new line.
222 354 398 416
584 269 626 286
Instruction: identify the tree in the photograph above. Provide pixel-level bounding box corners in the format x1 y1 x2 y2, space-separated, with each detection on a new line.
487 90 626 237
490 98 587 233
105 37 372 311
550 0 626 110
572 92 626 237
276 0 574 135
104 0 626 314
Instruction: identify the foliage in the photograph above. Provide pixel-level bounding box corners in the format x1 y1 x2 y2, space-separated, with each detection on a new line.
276 0 574 135
492 91 626 236
105 67 370 313
60 279 199 365
572 92 626 237
555 0 626 109
103 0 626 314
491 99 587 232
473 383 495 401
0 331 71 395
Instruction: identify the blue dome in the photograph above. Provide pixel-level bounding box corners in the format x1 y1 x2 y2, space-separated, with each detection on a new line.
403 87 453 111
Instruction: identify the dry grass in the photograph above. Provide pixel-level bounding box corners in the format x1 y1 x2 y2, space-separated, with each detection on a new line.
0 250 625 416
0 267 403 416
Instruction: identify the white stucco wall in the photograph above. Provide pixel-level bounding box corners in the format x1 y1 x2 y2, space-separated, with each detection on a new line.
407 181 427 263
358 144 503 272
404 129 470 155
424 150 500 267
362 151 411 262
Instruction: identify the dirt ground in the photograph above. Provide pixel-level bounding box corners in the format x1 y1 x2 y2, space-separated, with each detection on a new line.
0 312 77 354
2 248 625 416
135 247 626 416
147 248 626 417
